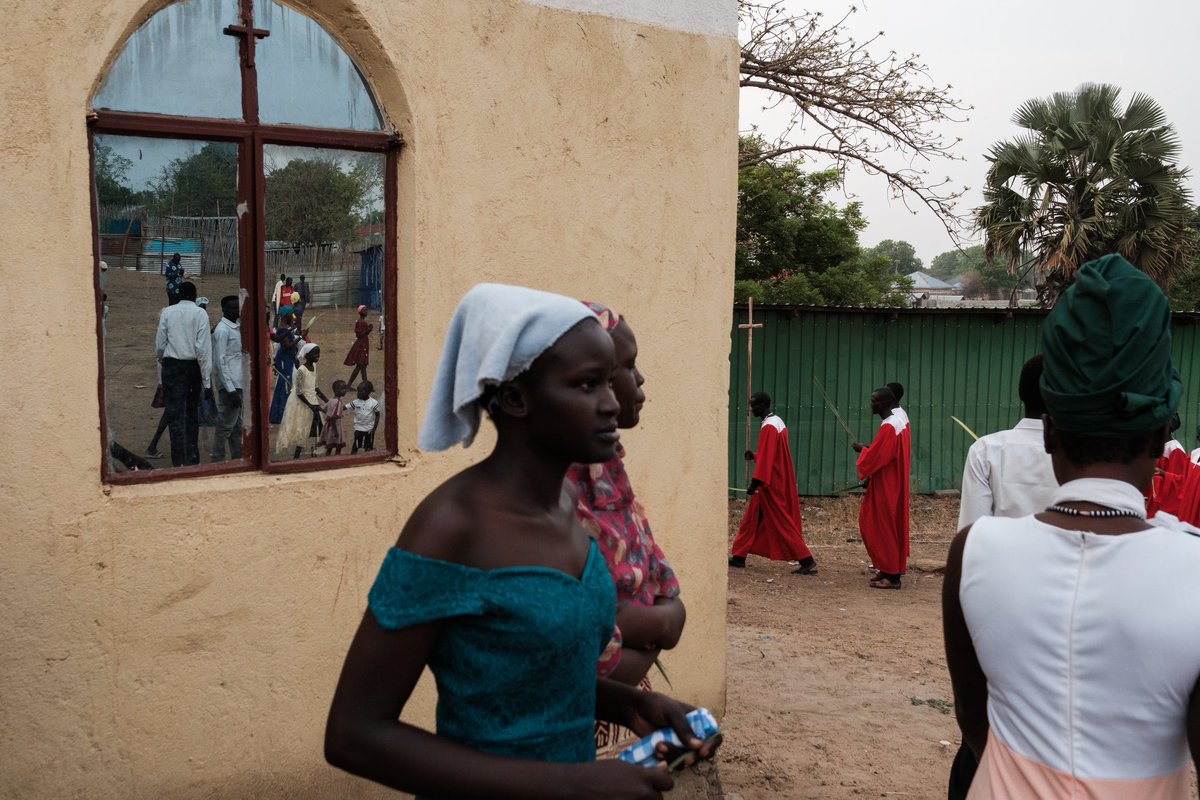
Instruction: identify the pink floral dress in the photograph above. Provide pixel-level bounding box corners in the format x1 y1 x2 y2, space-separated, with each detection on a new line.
567 444 681 679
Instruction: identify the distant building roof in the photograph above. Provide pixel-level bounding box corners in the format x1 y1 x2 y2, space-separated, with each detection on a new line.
906 271 954 290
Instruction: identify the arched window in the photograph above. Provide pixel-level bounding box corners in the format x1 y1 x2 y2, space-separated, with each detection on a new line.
90 0 399 482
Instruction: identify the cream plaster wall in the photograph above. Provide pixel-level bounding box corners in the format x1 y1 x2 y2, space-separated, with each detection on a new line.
524 0 736 37
0 1 737 797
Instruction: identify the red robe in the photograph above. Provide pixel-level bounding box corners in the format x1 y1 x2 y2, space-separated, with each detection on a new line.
731 414 812 561
1172 448 1200 525
1176 466 1200 525
856 413 911 575
1147 440 1189 518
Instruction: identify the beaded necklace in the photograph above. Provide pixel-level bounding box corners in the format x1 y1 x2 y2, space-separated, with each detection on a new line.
1046 505 1143 519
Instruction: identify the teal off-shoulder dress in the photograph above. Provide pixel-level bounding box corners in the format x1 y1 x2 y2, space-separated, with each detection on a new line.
367 538 616 797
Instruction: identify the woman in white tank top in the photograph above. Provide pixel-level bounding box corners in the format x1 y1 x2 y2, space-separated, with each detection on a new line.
943 254 1200 800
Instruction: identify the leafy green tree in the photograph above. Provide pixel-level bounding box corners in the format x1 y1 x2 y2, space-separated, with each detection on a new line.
736 136 914 307
733 280 768 304
765 273 820 305
152 143 238 216
928 247 975 281
737 136 863 282
961 260 1026 300
348 154 385 226
809 253 912 308
1165 207 1200 311
865 239 922 276
930 244 1036 301
1166 261 1200 312
265 158 367 247
94 145 138 207
976 83 1196 303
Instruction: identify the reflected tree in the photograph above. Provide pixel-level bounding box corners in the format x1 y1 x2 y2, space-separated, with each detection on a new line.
94 144 139 206
265 158 367 248
152 142 238 216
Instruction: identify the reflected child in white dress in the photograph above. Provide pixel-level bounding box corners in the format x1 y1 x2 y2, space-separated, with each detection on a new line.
276 343 326 459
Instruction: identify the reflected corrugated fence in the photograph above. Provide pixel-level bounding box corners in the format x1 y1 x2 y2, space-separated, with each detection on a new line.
729 306 1200 495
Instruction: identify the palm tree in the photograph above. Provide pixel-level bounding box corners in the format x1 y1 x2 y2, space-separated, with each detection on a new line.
975 83 1195 303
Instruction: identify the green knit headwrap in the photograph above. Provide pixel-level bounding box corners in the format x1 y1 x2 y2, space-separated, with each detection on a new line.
1040 254 1181 436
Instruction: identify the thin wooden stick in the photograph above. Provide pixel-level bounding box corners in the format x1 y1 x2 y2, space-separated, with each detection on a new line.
814 377 858 441
738 299 763 484
950 415 980 441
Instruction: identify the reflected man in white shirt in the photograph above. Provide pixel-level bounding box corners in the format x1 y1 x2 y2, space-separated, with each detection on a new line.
211 295 245 462
155 281 212 467
948 354 1057 800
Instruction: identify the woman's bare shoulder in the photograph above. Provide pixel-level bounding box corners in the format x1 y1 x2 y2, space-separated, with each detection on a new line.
394 469 487 563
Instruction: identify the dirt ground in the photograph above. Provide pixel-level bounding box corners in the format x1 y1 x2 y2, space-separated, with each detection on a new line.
101 267 385 468
719 494 964 799
717 495 1200 799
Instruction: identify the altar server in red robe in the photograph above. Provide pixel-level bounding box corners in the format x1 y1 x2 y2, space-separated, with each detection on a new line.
729 392 818 575
1178 459 1200 525
853 386 911 590
1147 418 1189 518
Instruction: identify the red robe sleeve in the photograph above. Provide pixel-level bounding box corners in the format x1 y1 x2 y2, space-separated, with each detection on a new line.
1150 450 1192 517
857 423 899 480
1178 463 1200 525
753 424 779 485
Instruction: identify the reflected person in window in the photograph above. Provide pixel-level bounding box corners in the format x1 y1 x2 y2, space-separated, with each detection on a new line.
210 295 244 462
344 304 372 388
270 273 286 326
269 308 306 424
154 281 212 466
276 343 326 459
346 381 379 454
296 275 310 315
164 252 184 305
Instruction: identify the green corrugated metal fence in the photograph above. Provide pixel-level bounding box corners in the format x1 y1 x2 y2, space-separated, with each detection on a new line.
729 306 1200 495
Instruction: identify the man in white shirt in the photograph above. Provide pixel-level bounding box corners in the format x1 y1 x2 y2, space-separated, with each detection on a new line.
210 295 244 462
949 354 1057 799
269 273 285 326
956 355 1058 530
155 282 212 467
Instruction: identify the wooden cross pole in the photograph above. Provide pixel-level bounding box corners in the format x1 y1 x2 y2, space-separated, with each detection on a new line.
223 17 270 69
738 297 764 484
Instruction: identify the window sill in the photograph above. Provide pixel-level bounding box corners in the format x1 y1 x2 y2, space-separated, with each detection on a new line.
101 453 415 498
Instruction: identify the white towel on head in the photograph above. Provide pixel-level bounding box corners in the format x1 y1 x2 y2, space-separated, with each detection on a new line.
419 283 594 451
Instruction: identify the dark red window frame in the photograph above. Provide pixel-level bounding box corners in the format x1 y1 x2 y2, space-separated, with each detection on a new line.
90 0 402 485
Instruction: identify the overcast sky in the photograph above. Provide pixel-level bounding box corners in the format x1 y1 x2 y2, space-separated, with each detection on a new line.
739 0 1200 267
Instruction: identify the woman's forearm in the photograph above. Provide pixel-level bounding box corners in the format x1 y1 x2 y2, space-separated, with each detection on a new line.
615 598 685 651
326 716 577 799
607 647 658 686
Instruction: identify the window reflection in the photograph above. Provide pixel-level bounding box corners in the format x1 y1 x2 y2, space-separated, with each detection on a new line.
93 0 242 120
262 145 385 462
92 0 395 480
96 134 246 473
256 0 383 130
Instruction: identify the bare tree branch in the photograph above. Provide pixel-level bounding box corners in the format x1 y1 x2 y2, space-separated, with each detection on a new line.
739 1 972 239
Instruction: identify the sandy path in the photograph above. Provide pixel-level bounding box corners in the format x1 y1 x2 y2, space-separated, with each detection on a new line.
720 495 963 799
718 494 1198 799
